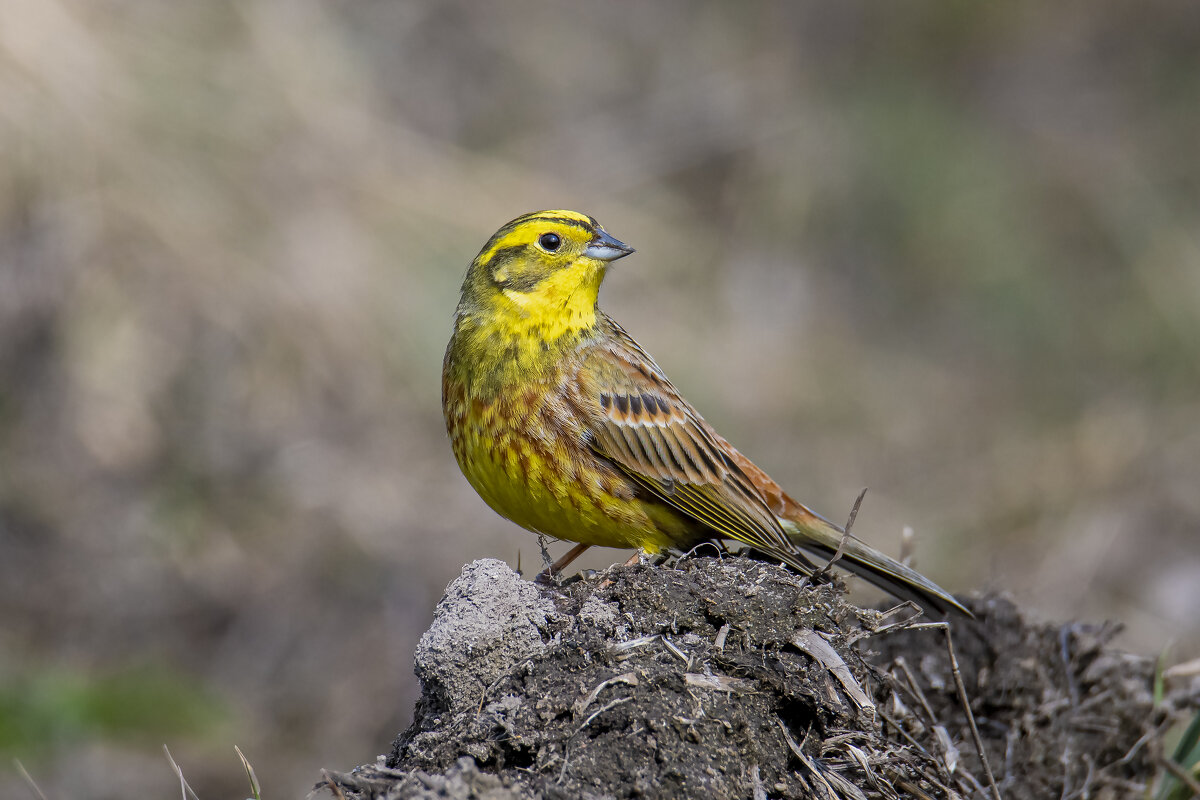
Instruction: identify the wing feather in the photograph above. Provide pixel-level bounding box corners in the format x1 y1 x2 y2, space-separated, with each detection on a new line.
569 314 809 568
562 315 967 615
657 427 704 483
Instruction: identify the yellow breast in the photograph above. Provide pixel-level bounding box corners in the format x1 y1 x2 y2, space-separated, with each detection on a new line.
442 370 684 554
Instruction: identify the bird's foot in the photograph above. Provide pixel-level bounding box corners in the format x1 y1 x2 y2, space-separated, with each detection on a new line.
534 541 592 585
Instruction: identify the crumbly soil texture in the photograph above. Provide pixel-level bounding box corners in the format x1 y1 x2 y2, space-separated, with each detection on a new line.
322 557 1195 800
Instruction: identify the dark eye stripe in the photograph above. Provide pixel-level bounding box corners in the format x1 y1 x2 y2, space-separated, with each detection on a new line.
484 244 525 267
475 213 599 293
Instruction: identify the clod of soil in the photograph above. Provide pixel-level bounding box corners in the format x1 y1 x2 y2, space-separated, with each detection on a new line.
321 557 1195 799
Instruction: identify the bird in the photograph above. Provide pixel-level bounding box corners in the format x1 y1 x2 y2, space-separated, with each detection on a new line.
442 210 969 616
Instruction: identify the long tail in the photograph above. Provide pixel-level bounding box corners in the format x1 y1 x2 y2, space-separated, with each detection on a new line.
778 514 972 618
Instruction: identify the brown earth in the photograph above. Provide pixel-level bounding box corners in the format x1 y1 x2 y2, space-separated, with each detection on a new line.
319 557 1196 800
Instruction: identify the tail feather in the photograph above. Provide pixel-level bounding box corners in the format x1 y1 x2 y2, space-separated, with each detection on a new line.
778 516 972 618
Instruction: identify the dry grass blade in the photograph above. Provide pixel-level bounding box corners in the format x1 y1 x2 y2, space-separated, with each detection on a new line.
933 725 960 774
683 672 756 692
777 718 868 800
235 745 263 800
573 672 639 716
14 760 48 800
894 778 941 800
793 629 875 715
843 744 898 800
162 745 201 800
661 636 690 665
610 634 659 654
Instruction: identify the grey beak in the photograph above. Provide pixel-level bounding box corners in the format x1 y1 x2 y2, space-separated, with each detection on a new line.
584 229 635 262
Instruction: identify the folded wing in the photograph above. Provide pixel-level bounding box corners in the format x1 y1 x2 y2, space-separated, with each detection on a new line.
569 316 819 574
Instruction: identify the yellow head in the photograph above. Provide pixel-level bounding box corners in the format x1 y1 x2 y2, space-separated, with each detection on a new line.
455 210 634 341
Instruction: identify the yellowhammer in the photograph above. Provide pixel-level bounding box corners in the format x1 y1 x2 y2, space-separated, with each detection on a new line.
442 210 968 616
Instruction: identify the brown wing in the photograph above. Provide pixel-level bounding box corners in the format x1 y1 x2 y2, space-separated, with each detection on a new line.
568 314 819 572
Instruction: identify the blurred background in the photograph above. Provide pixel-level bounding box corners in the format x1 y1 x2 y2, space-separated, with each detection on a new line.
2 1 1198 796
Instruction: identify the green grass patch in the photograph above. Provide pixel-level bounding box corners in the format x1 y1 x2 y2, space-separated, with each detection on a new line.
0 664 227 755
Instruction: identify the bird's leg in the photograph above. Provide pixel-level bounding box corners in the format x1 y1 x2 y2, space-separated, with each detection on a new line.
552 542 592 572
536 542 591 583
536 534 554 571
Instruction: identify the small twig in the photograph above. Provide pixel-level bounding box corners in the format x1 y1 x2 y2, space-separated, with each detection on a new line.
321 770 349 800
867 601 925 637
955 764 988 797
1003 727 1019 788
905 622 1003 800
574 696 633 738
477 656 536 715
876 706 932 755
559 695 635 784
844 488 868 535
1059 624 1081 707
676 541 724 567
818 488 869 578
1071 688 1115 715
1065 754 1095 800
894 657 938 723
894 779 939 800
844 600 923 646
1115 718 1172 766
574 672 639 716
777 717 808 760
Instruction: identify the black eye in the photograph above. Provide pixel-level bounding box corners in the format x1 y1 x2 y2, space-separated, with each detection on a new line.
538 232 561 251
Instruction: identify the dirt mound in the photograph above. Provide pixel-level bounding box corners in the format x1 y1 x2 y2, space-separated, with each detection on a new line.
322 557 1194 799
